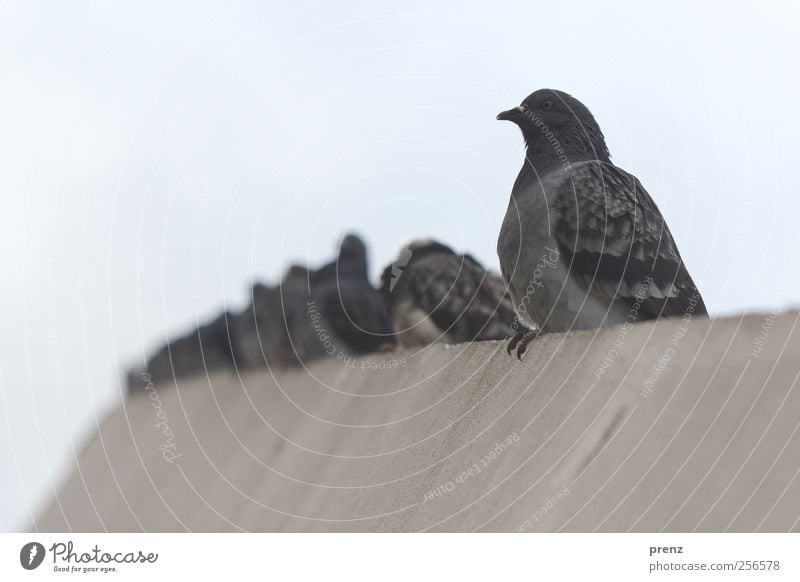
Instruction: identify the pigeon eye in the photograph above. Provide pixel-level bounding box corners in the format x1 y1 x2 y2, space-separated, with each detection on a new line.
542 100 553 111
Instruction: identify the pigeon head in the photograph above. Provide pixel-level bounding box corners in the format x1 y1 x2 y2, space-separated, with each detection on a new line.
336 233 369 278
497 88 610 166
406 239 455 257
339 233 366 261
251 282 270 299
286 264 309 280
380 239 456 298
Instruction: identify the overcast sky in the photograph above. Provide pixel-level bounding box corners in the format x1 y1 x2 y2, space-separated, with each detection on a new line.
2 0 799 531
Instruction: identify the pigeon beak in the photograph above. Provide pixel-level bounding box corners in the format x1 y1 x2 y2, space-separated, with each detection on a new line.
497 106 525 121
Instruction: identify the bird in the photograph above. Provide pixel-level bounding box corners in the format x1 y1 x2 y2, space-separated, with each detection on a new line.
234 265 312 369
132 310 241 390
380 239 516 347
128 265 312 393
274 264 314 366
496 88 707 358
234 282 282 369
288 234 397 362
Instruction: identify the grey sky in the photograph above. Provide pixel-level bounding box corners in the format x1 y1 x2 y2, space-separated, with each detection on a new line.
1 0 799 531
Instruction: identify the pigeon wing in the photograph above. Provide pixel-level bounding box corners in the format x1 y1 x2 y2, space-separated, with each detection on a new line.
410 253 515 341
552 161 707 318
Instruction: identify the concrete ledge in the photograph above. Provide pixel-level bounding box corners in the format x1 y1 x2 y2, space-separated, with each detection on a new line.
38 311 800 531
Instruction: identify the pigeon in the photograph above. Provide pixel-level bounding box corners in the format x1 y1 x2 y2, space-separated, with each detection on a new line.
380 239 516 347
132 310 240 390
496 88 707 357
128 265 312 393
274 264 314 366
234 282 282 369
234 265 314 369
288 234 397 362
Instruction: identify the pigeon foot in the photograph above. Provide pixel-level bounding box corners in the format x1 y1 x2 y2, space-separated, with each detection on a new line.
506 328 539 359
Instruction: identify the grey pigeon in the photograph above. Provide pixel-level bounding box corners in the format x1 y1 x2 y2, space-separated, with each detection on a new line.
235 265 311 369
380 239 516 347
234 282 282 369
289 234 397 362
497 88 707 357
129 265 312 392
131 310 240 391
274 264 314 366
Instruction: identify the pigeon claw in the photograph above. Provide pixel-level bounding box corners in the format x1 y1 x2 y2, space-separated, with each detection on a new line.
515 329 539 359
506 328 539 359
506 328 525 356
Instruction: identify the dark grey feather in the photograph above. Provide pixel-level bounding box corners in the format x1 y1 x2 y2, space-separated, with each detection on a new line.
381 241 516 344
552 161 707 318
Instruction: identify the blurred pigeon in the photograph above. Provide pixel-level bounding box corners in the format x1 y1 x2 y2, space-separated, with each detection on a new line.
290 234 396 361
274 264 313 365
235 265 313 369
497 88 707 357
235 282 281 369
380 240 516 347
132 310 240 390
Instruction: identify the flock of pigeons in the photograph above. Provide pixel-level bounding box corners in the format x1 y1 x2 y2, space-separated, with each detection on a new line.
129 236 514 391
129 87 708 392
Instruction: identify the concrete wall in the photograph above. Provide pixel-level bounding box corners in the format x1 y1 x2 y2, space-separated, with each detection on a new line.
37 310 800 532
